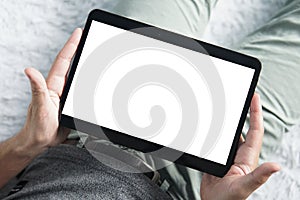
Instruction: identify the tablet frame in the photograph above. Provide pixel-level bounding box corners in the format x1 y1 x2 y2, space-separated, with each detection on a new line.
59 9 261 177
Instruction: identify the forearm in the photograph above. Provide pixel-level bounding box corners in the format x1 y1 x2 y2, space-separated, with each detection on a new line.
0 130 42 188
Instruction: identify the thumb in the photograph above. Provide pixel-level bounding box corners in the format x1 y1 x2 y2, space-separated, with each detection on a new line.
240 162 281 197
25 68 49 105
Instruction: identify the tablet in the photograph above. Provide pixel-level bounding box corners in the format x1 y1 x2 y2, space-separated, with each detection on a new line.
60 9 261 177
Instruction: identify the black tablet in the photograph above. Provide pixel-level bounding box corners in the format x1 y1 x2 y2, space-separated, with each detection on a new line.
60 9 261 177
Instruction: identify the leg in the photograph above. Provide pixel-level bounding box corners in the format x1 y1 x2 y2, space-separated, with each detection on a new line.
236 0 300 158
110 0 217 38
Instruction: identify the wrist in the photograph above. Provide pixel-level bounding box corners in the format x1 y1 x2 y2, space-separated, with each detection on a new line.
0 129 47 188
13 128 48 160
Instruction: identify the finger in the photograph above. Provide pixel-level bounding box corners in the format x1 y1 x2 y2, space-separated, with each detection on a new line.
245 93 264 150
46 28 82 96
239 162 280 198
25 68 49 105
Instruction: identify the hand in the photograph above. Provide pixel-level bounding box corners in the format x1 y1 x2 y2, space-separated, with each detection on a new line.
17 28 82 157
200 93 281 200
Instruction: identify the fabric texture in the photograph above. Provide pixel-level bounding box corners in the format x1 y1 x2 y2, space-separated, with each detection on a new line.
111 0 217 39
2 145 172 200
237 0 300 159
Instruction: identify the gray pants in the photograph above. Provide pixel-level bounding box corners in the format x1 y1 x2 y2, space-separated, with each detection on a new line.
73 1 300 199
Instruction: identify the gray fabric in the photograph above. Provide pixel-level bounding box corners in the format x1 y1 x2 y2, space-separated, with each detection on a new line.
3 145 171 200
74 133 202 200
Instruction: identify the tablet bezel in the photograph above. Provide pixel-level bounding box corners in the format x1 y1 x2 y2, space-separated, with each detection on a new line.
59 9 261 177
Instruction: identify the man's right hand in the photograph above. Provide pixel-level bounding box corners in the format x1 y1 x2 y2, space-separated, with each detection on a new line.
200 94 280 200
